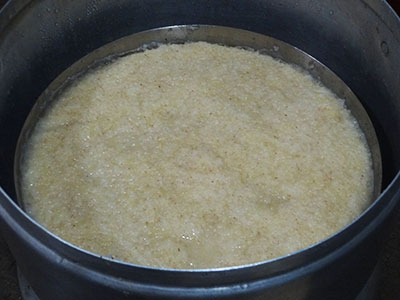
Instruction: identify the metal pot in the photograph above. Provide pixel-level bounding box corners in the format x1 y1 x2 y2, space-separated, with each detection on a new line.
0 1 399 299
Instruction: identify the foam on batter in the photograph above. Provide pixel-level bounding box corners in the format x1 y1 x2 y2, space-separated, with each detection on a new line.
21 42 373 269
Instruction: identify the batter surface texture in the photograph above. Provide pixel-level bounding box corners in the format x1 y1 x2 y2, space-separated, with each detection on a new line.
21 42 373 269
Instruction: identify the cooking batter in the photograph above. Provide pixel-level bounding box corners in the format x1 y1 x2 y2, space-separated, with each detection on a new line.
21 42 373 269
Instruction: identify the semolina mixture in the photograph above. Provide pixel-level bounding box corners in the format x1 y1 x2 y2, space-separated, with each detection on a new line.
21 42 373 269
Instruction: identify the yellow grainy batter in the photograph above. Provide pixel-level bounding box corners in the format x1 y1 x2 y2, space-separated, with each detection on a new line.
21 42 373 269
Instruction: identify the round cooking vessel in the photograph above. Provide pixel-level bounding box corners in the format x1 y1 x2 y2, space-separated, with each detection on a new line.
0 1 400 299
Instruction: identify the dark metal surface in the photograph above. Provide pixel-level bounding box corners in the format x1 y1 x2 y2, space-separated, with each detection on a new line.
12 259 384 300
0 0 400 299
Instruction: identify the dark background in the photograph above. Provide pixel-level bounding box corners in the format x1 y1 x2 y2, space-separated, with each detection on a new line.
0 1 399 300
